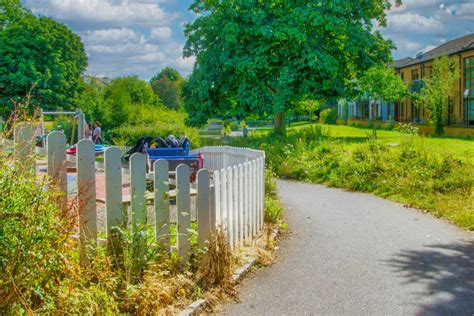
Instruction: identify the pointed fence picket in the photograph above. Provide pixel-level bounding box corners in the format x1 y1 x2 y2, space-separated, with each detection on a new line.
11 130 266 266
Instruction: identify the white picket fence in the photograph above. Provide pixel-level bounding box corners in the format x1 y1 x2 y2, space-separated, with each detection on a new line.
191 146 265 249
13 127 266 262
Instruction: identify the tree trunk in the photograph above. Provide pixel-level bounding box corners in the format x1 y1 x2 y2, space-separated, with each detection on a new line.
371 101 377 139
274 112 286 137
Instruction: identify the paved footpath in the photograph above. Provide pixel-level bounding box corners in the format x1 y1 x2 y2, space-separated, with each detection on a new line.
222 180 474 316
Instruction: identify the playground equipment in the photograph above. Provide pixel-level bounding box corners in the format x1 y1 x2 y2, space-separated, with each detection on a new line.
39 109 86 145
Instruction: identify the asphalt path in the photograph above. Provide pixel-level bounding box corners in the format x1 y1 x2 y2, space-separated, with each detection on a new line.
222 180 474 315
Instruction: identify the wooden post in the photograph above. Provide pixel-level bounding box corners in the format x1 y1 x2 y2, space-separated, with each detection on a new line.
77 139 97 262
244 162 250 241
177 164 191 264
213 170 221 227
220 168 227 231
238 164 244 247
154 159 170 249
104 147 124 263
46 131 67 201
233 165 239 248
227 166 233 249
14 123 35 173
105 147 124 233
197 169 211 248
130 153 147 229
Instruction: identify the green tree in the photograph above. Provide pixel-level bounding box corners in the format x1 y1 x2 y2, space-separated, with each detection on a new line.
150 66 183 83
151 76 182 110
102 76 161 129
75 77 106 123
359 66 407 138
183 0 398 135
416 56 460 136
0 5 87 116
0 0 29 29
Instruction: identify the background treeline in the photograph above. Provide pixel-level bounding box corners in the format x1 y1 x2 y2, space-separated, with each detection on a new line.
0 0 198 147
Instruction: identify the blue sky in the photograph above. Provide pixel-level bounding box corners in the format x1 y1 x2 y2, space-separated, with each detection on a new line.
23 0 474 80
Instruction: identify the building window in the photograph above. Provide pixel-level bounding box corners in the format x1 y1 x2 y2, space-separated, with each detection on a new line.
422 66 431 79
411 69 419 81
400 72 404 81
464 57 474 126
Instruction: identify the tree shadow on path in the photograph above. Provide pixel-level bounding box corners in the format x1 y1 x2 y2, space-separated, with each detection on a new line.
388 242 474 315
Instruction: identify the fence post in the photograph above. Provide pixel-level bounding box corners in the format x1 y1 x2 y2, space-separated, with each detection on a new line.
238 164 244 247
213 170 221 227
197 169 211 248
220 168 228 232
77 139 97 262
154 159 170 249
232 165 239 248
177 164 191 264
253 160 258 237
14 123 35 173
244 162 250 241
130 153 147 229
255 158 262 232
105 147 124 234
46 131 67 201
262 157 266 230
227 166 234 249
260 158 265 230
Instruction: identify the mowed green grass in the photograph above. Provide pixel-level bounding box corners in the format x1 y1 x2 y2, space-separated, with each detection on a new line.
253 123 474 162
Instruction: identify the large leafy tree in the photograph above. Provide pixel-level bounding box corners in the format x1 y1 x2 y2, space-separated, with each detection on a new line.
0 1 87 116
359 65 407 138
150 67 185 110
183 0 399 135
102 76 162 128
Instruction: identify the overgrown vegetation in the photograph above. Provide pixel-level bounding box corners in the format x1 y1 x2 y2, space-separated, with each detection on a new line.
0 153 236 313
226 125 474 230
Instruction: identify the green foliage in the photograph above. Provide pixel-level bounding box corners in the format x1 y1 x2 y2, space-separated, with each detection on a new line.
0 6 87 116
0 157 71 312
358 65 407 138
151 76 182 110
106 106 200 147
415 56 460 136
101 76 161 129
319 108 337 125
183 0 395 132
150 67 183 83
395 123 419 135
74 77 106 123
232 128 473 230
359 66 408 103
264 169 283 224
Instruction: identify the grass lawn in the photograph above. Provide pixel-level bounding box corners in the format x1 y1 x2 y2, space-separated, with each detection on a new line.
225 123 474 230
252 123 474 162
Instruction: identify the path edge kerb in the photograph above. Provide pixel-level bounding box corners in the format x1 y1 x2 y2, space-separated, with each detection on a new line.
177 228 280 316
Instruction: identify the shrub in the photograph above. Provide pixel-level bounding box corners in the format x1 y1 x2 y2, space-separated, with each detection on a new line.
0 156 72 313
319 108 337 125
395 123 419 135
106 107 200 148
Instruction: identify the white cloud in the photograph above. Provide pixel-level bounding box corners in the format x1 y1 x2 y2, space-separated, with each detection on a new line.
149 27 173 43
83 28 143 44
26 0 175 28
387 13 443 33
420 44 437 54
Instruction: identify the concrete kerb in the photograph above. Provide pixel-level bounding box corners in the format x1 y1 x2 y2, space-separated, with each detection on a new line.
178 227 281 316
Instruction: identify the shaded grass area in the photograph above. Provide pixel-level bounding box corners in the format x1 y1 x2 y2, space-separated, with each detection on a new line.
220 124 474 230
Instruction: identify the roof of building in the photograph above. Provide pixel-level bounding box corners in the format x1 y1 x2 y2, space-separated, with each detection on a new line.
393 33 474 69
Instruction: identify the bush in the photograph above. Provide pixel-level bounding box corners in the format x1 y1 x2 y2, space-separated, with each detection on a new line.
239 133 473 230
106 107 200 148
319 108 337 125
0 156 72 313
